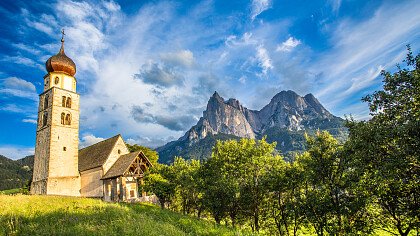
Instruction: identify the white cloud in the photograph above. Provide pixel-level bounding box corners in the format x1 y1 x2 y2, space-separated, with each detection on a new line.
12 43 42 55
160 50 195 68
0 77 37 100
250 0 271 21
256 45 273 76
22 119 37 124
0 146 34 160
1 56 42 68
276 37 301 52
79 134 105 148
312 1 420 117
2 77 36 91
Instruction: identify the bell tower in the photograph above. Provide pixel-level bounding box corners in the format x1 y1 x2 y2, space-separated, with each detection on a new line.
31 30 81 196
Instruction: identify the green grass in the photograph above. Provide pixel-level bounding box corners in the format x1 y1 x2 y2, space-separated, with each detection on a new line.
0 195 249 236
0 188 21 195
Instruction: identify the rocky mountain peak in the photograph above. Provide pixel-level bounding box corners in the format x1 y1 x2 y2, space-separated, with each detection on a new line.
188 90 338 142
157 90 347 163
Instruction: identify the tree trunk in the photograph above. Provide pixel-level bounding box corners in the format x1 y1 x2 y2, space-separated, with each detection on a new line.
254 210 259 232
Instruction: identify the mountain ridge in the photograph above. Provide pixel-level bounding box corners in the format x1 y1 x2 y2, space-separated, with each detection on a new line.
157 90 347 163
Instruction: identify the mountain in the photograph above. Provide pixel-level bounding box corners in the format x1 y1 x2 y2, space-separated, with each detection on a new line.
0 155 33 190
157 90 348 163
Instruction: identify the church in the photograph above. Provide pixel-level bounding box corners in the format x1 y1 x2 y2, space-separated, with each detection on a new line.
30 32 152 202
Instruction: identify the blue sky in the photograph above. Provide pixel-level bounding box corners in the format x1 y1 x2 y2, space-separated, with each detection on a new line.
0 0 419 159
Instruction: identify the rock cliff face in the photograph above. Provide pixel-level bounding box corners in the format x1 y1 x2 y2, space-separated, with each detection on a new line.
182 90 333 143
157 90 347 163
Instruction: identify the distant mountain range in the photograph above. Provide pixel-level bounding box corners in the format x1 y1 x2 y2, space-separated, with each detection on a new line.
157 90 348 163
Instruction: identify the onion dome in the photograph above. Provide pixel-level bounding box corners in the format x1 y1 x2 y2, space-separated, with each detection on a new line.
45 30 76 76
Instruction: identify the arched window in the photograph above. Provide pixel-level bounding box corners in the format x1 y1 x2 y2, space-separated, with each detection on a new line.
62 96 66 107
43 112 48 126
44 95 49 109
55 77 59 85
61 113 65 125
66 97 72 108
65 113 71 125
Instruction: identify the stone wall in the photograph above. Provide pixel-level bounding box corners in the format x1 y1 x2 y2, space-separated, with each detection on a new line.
80 167 103 197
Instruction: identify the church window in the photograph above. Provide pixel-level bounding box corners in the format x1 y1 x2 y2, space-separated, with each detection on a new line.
66 97 72 108
43 112 48 126
44 95 49 109
63 147 67 151
61 113 65 125
62 96 66 107
118 149 121 154
65 113 71 125
55 77 59 85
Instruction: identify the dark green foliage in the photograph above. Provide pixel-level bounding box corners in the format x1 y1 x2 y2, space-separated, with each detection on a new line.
0 155 33 191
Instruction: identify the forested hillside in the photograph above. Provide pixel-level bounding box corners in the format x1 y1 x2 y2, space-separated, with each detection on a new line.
0 155 33 190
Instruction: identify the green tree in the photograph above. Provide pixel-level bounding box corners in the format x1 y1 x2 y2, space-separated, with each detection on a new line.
266 160 306 236
171 157 202 215
126 143 159 166
201 137 279 230
298 131 371 235
346 47 420 235
143 164 176 209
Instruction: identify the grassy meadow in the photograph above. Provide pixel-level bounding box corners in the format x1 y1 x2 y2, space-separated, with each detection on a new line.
0 195 248 236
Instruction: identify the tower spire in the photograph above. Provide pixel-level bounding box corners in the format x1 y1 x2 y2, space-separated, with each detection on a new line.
60 28 65 54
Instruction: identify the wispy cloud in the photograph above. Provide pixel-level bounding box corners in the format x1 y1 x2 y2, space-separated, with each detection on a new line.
313 1 420 116
276 37 301 52
0 77 37 100
250 0 271 21
22 119 37 124
256 45 273 76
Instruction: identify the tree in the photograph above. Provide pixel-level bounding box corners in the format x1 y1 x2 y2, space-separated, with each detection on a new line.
266 160 306 236
126 143 159 166
171 157 202 215
143 164 176 209
298 131 371 236
200 137 279 230
346 47 420 235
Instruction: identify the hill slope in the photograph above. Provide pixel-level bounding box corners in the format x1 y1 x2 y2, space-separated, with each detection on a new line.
157 90 348 163
0 155 33 190
0 195 245 236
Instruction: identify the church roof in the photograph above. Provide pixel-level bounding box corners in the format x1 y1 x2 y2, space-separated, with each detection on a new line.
45 30 76 76
101 151 148 179
78 134 121 172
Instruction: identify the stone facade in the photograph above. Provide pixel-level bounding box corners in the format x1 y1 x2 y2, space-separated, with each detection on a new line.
80 167 103 198
31 70 81 196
